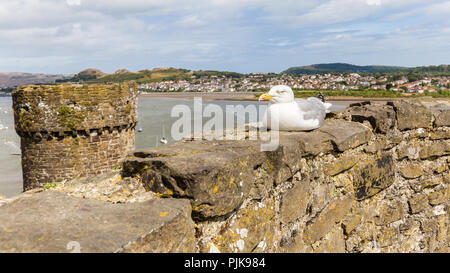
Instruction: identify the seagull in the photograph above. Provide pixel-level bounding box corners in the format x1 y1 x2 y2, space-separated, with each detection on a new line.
259 85 332 131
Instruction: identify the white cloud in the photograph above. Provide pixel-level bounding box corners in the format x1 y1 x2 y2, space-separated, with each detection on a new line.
366 0 382 6
177 15 207 27
0 0 448 73
66 0 81 6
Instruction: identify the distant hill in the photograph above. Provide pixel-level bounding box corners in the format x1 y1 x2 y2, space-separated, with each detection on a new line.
282 63 450 75
62 67 244 84
282 63 408 74
406 65 450 75
0 72 74 88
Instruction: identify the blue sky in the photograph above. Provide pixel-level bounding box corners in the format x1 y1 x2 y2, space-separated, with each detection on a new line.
0 0 449 74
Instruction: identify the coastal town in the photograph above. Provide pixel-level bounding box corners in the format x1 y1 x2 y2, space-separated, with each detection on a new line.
1 71 450 96
138 73 450 94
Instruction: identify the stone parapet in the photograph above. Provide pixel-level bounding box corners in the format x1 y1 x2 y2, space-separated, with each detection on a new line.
12 83 138 190
12 83 138 135
0 97 448 253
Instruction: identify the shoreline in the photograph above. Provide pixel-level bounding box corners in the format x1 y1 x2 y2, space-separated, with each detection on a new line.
138 92 441 102
138 92 257 101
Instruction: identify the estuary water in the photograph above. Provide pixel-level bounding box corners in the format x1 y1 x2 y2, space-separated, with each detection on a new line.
0 96 347 197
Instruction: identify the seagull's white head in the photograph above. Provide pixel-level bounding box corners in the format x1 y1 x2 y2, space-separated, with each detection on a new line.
259 85 294 104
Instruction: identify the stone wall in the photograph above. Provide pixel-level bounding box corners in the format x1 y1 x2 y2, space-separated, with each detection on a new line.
0 97 448 253
122 98 449 253
12 83 138 190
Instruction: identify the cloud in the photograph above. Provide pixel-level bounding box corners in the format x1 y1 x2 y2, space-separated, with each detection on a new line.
177 15 207 28
0 0 448 73
366 0 381 6
66 0 81 6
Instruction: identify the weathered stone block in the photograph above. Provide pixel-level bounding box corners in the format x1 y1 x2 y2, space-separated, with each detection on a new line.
352 153 395 200
325 155 358 176
279 130 334 156
278 231 311 253
428 187 448 206
349 104 396 133
399 163 423 179
303 196 353 244
388 100 433 131
318 120 372 152
201 198 276 253
386 129 404 145
311 226 346 253
409 176 443 192
0 191 195 253
280 180 310 225
124 140 276 219
419 140 450 159
420 100 450 127
434 161 448 174
430 128 450 140
396 140 421 160
342 211 362 235
374 200 407 226
408 193 430 214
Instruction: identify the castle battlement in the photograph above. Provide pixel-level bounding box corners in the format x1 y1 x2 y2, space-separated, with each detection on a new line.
12 83 138 190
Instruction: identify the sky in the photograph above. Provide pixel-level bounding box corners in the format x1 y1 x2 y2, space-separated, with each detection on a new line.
0 0 449 74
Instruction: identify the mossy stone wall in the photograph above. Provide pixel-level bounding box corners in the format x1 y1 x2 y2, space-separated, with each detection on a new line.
12 83 138 190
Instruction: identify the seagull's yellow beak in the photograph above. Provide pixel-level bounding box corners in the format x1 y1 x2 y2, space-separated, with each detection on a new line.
259 93 273 101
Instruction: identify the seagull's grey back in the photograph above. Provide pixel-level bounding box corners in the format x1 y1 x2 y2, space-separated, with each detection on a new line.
295 97 326 123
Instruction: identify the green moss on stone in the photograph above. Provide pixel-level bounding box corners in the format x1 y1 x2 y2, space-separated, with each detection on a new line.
58 106 85 131
19 108 35 132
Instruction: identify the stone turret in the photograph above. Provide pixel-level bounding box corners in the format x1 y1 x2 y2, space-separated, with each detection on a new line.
12 82 138 190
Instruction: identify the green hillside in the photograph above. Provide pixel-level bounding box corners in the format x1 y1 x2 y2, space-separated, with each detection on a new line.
282 63 450 76
63 67 244 84
282 63 408 74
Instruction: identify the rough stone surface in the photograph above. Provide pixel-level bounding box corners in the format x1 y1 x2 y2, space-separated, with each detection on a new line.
303 196 353 244
124 140 266 219
280 131 334 156
317 120 372 152
419 140 450 159
430 128 450 140
0 191 195 253
120 98 448 253
12 83 138 190
399 163 423 179
389 100 433 130
198 198 276 253
280 180 310 225
348 104 396 133
408 193 430 214
352 153 395 200
5 97 449 253
325 156 358 176
420 100 450 127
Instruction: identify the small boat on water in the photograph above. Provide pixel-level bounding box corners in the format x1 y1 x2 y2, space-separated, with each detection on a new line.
137 127 143 132
160 137 168 144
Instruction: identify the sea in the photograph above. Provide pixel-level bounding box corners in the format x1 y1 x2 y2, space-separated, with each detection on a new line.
0 96 348 197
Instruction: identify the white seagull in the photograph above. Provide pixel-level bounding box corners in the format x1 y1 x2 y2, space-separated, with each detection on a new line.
259 85 332 131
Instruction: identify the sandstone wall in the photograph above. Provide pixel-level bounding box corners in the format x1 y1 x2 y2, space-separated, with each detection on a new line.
12 83 138 190
123 98 449 253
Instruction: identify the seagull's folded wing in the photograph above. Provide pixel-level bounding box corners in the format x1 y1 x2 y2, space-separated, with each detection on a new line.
296 98 326 121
